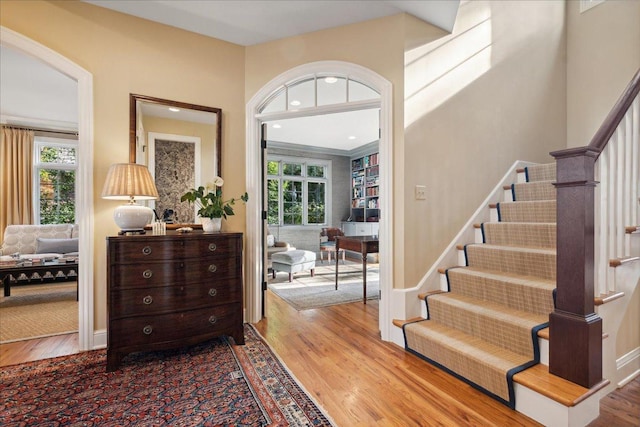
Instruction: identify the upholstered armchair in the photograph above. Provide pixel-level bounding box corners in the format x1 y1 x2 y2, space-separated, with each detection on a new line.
266 226 294 260
319 227 345 263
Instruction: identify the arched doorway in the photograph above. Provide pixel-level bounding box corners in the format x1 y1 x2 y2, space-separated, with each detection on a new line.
245 61 393 340
1 27 95 351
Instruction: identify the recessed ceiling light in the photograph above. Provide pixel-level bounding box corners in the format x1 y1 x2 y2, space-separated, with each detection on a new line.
290 100 301 106
168 107 180 112
272 124 282 129
348 136 356 140
324 77 338 84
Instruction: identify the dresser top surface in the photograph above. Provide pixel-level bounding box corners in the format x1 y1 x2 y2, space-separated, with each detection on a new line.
107 231 243 241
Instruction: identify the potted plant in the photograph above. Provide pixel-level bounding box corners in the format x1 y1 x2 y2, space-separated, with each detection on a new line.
181 177 248 232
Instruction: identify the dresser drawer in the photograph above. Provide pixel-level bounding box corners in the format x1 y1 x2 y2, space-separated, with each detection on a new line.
110 279 241 318
109 303 241 348
109 256 240 289
109 235 241 263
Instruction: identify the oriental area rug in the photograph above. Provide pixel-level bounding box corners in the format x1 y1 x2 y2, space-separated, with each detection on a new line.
0 324 334 426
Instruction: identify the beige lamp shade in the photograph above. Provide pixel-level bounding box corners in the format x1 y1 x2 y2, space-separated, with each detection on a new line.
101 163 159 201
101 163 159 233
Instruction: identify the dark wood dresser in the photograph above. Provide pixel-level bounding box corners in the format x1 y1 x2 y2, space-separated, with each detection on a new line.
106 231 244 371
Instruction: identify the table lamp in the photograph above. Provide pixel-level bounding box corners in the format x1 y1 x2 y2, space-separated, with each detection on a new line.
101 163 159 234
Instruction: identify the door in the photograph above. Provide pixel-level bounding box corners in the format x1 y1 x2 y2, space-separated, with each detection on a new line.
261 123 269 317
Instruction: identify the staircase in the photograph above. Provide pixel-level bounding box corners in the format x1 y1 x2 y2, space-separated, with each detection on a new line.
403 163 557 408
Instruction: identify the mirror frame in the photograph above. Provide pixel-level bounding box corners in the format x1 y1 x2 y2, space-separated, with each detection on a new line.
129 94 222 229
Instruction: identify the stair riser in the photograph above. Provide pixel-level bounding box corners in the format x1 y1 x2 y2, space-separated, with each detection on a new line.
482 223 556 248
447 270 555 316
512 182 556 202
427 297 537 357
465 246 557 281
405 326 518 404
524 164 556 182
498 201 556 223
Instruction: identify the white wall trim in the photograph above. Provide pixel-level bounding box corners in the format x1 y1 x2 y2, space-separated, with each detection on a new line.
1 26 95 351
617 347 640 387
246 61 393 339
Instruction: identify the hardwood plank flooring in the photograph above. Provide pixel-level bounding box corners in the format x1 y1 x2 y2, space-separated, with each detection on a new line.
0 292 637 426
255 291 541 426
0 333 78 367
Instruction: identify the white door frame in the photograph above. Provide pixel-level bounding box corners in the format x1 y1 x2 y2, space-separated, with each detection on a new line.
1 27 95 351
245 60 394 340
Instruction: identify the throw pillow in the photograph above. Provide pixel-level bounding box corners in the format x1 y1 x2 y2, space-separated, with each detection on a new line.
36 237 79 254
267 234 275 247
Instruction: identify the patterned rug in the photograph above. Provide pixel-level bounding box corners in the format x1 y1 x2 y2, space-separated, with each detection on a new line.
0 282 78 343
269 260 379 310
0 324 334 426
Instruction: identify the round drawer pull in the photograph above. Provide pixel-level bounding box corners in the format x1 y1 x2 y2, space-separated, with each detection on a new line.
142 269 153 279
142 295 153 305
208 243 217 252
208 288 217 297
208 315 217 324
208 264 217 273
142 325 153 335
142 246 152 255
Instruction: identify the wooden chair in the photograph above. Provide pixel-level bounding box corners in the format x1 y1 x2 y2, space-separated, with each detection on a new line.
319 227 345 263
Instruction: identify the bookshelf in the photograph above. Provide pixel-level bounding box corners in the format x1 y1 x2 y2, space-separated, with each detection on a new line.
350 152 379 223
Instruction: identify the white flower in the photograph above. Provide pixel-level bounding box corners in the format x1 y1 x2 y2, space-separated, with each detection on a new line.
204 177 224 192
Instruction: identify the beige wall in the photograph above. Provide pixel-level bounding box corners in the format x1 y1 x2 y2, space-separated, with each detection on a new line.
0 0 246 330
566 0 640 148
402 0 567 286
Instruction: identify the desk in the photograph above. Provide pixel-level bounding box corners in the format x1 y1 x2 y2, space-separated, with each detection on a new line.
335 235 379 304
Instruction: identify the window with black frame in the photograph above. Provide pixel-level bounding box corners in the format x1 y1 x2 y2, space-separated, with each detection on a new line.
267 156 329 226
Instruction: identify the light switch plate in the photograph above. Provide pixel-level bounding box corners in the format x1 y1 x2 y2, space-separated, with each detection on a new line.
415 185 426 200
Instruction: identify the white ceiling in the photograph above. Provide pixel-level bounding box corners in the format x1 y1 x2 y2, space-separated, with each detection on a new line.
0 46 78 131
1 1 459 150
84 0 459 46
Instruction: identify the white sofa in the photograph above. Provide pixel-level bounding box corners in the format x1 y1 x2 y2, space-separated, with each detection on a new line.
0 224 79 260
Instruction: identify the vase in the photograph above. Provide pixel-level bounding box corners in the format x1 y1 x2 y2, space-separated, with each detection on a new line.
201 217 222 232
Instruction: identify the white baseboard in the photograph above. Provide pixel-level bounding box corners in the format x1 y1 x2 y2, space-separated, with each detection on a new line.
617 347 640 387
92 329 107 349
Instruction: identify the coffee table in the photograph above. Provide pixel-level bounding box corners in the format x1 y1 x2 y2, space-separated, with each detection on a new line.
1 260 79 297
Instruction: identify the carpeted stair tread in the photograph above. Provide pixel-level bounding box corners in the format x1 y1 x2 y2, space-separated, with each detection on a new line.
525 164 556 182
404 320 531 403
497 200 556 223
427 293 547 357
512 181 556 201
482 222 556 249
446 267 555 316
465 244 556 281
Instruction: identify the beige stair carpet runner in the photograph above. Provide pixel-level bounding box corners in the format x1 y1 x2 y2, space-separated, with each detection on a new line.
404 163 557 408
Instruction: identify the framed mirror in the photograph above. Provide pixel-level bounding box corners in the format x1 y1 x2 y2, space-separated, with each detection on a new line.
130 94 221 228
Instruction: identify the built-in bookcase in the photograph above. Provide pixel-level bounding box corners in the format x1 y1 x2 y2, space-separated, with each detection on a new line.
350 152 379 222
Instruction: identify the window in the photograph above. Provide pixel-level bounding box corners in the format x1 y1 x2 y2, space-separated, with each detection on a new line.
259 75 380 114
33 137 78 224
267 156 330 226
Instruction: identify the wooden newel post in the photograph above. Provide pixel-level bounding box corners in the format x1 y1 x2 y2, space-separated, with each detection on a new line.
549 146 603 388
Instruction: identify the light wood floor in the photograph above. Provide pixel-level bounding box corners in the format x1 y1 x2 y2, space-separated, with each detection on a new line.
0 292 637 426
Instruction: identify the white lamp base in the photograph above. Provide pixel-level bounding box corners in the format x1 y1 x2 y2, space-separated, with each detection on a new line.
113 203 154 233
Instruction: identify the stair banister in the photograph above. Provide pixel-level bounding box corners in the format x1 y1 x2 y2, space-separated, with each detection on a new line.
549 68 640 388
